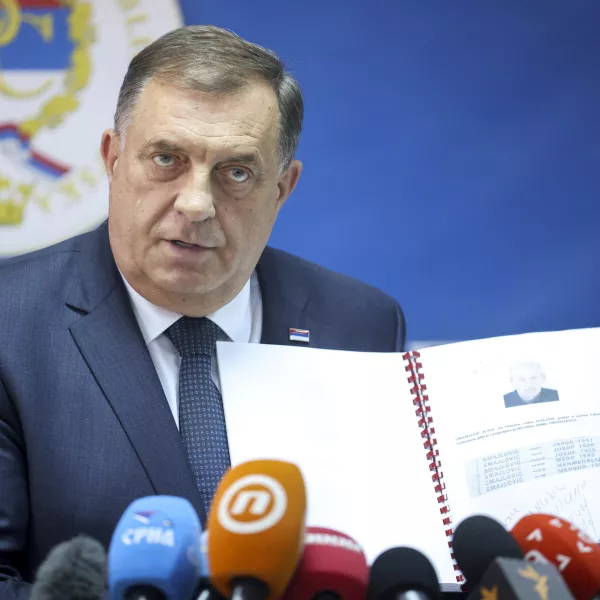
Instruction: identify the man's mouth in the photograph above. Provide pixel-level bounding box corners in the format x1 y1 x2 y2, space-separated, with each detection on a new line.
171 240 199 249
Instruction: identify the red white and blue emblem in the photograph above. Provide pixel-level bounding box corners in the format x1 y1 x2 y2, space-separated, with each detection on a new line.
289 328 310 343
133 510 157 524
0 0 182 255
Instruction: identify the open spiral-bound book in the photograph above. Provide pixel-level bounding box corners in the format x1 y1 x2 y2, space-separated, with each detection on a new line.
216 327 600 589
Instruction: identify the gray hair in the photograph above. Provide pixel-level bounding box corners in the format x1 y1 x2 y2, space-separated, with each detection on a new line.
509 361 544 377
114 25 304 173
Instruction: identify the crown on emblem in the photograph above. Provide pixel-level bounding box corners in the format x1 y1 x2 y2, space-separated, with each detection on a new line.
0 199 27 226
0 177 35 225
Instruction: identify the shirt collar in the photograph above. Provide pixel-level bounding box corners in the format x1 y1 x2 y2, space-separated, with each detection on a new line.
119 271 254 345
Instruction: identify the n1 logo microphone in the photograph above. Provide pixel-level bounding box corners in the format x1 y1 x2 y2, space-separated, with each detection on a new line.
511 513 600 600
282 527 368 600
108 495 203 600
207 459 307 600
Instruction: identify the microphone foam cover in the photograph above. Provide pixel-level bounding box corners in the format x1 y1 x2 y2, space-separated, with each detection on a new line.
511 513 600 600
107 495 203 600
453 515 523 585
368 547 441 600
207 459 307 600
31 535 107 600
283 527 368 600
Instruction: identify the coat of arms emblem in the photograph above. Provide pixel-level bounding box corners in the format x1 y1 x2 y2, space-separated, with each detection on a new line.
0 0 182 255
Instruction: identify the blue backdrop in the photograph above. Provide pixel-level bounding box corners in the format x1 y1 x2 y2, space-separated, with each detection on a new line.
178 0 600 343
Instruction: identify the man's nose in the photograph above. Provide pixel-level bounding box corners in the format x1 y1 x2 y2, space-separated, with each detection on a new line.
173 171 216 222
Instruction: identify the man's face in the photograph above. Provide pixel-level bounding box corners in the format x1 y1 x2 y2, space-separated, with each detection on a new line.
101 79 301 314
511 363 544 401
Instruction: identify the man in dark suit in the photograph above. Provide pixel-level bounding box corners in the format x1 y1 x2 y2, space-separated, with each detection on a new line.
0 26 404 598
503 361 559 408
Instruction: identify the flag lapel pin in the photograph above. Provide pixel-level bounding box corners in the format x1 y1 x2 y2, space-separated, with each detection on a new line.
289 328 310 343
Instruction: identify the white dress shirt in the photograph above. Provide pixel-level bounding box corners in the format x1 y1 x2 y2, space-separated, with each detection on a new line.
120 272 263 428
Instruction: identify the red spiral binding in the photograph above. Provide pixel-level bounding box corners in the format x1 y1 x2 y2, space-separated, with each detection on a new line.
403 350 463 584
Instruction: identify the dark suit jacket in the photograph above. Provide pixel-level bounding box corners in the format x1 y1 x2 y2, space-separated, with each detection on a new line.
503 388 559 408
0 222 405 599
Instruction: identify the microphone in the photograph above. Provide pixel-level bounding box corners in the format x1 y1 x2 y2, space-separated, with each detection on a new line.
453 515 523 587
511 513 600 599
453 515 573 600
282 526 369 600
207 459 307 600
196 531 211 600
465 558 574 600
367 547 441 600
195 531 226 600
30 534 107 600
107 495 203 600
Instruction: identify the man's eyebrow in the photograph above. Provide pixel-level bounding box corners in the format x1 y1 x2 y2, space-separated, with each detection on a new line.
142 140 188 155
140 141 262 167
217 153 262 167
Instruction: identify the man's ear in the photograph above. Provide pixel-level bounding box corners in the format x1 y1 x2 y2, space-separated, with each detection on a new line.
276 159 303 209
101 129 121 182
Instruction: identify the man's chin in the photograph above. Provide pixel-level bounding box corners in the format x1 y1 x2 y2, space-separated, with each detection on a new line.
158 277 221 297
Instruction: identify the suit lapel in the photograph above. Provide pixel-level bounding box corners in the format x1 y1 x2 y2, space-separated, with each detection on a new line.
65 228 317 523
66 223 205 520
256 247 317 347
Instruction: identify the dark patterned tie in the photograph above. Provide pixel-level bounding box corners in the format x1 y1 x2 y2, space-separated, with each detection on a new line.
165 317 231 515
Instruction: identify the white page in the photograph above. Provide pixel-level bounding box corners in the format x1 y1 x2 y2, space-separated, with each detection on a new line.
418 328 600 541
217 343 457 584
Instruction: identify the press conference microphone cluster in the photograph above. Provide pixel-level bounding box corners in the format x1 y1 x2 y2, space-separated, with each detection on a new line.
29 470 600 600
28 456 446 600
105 458 443 600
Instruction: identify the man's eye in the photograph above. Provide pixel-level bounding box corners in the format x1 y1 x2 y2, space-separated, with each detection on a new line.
153 154 176 167
227 168 250 183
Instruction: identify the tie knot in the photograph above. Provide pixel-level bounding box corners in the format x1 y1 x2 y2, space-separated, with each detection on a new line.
166 317 228 358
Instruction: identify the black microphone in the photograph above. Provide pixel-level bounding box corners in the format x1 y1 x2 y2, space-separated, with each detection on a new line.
453 515 573 600
367 547 441 600
453 515 523 587
30 534 107 600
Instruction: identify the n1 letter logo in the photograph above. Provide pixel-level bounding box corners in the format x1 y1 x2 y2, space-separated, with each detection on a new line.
230 490 272 516
218 474 287 534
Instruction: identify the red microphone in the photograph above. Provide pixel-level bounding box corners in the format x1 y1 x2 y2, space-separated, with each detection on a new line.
283 527 368 600
511 513 600 600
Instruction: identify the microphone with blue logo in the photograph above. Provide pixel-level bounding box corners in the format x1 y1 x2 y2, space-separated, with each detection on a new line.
107 495 204 600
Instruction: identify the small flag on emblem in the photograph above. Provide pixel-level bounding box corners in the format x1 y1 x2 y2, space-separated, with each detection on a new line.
289 328 310 343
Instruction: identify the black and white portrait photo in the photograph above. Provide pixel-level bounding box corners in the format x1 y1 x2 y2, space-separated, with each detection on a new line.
503 361 560 408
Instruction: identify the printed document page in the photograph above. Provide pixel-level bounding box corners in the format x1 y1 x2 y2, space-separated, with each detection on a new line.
418 328 600 540
217 343 456 583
